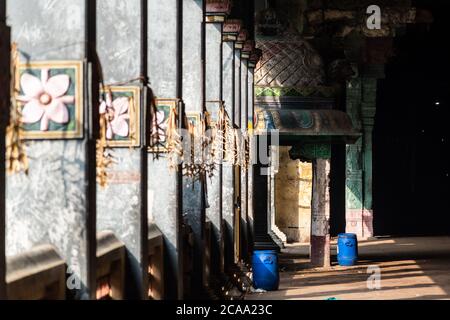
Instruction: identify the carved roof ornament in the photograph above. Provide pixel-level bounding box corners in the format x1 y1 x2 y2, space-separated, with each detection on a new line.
255 37 325 88
206 0 232 23
241 40 255 59
254 109 360 145
235 28 248 49
305 6 431 38
223 19 242 42
206 0 232 14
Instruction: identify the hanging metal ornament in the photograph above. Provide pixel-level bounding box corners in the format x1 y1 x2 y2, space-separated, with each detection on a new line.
6 43 29 175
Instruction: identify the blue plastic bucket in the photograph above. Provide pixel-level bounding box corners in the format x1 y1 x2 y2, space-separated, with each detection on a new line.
337 233 358 266
252 250 279 291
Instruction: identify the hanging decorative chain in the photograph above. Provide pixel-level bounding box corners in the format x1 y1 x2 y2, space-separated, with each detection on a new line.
182 111 218 180
212 102 236 164
182 117 197 178
167 106 183 171
243 131 250 169
236 130 250 169
211 103 227 161
202 111 217 178
6 43 29 175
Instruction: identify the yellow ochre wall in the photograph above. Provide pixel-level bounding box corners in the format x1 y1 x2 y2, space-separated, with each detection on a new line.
275 147 312 243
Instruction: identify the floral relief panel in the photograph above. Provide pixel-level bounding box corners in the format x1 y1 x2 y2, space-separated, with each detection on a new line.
100 86 141 147
149 98 177 153
17 61 83 139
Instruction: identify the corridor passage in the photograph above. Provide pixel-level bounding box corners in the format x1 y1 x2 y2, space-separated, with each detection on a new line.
246 237 450 300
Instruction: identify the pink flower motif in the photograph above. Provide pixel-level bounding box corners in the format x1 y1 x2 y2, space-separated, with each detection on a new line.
99 93 130 139
18 68 74 131
152 110 168 142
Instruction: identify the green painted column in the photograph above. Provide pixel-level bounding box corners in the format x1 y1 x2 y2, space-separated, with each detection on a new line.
345 78 376 239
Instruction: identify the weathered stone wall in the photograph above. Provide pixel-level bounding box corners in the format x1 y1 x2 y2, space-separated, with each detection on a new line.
275 147 312 243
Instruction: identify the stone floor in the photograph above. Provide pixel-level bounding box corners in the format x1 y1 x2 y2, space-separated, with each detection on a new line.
246 236 450 300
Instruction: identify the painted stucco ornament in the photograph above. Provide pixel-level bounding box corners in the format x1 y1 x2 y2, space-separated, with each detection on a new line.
99 93 130 140
19 68 74 131
16 61 84 139
98 86 140 147
205 0 231 15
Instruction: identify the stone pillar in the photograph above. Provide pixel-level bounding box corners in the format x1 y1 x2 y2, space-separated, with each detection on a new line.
231 32 242 264
222 29 236 269
234 43 241 128
205 18 224 275
252 135 278 250
0 3 9 298
6 0 98 299
96 0 148 299
148 0 183 299
239 57 249 261
181 0 205 298
311 159 331 268
361 78 376 238
246 66 255 250
345 78 376 239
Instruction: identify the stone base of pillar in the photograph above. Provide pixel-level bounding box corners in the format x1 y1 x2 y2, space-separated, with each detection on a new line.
346 209 374 240
310 235 330 268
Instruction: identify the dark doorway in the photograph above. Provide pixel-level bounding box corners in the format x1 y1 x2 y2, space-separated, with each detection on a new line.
373 0 450 236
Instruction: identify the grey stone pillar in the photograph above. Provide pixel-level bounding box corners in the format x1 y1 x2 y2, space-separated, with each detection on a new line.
234 46 242 128
0 3 9 298
239 58 249 261
311 158 331 268
205 20 224 275
96 0 148 299
182 0 205 298
5 0 97 299
246 67 255 251
148 0 183 299
222 36 236 269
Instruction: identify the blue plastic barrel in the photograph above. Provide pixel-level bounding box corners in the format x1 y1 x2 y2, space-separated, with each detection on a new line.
337 233 358 266
252 250 279 291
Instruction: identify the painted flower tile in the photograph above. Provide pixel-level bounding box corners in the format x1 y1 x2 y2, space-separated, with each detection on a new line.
17 61 83 139
99 86 141 147
149 98 177 152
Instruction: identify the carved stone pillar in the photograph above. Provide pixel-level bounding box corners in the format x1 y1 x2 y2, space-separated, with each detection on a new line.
181 0 205 298
205 2 227 277
311 158 331 268
345 78 376 239
148 0 183 299
222 19 240 269
96 0 148 299
6 0 98 299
